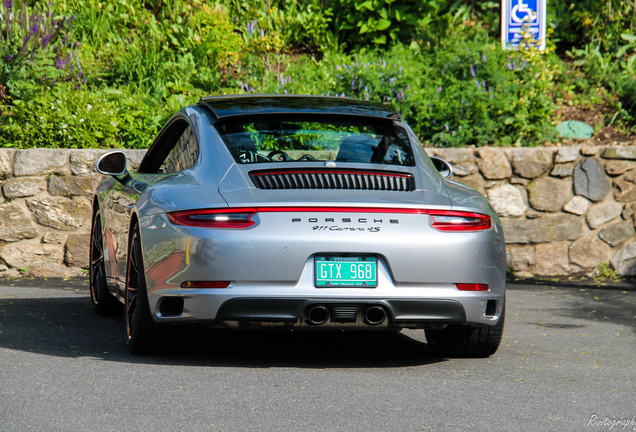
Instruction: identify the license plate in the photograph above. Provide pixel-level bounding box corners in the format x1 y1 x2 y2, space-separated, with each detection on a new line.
315 256 377 287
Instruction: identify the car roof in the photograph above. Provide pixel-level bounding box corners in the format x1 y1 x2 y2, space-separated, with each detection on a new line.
198 94 400 120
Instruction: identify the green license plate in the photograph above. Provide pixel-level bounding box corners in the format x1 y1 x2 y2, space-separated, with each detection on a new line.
315 256 377 287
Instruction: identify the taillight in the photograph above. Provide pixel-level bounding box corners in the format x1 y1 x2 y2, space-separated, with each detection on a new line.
429 211 491 231
456 283 489 291
168 208 256 228
180 281 230 288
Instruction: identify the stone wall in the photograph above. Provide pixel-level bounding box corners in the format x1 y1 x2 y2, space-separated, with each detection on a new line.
427 146 636 277
0 147 634 278
0 149 145 278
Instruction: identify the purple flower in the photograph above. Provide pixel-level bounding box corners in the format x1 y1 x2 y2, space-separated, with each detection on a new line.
470 64 476 78
3 1 13 10
42 34 51 48
437 86 442 93
7 54 12 61
351 79 355 90
246 19 256 35
389 77 395 85
482 54 487 63
445 123 449 131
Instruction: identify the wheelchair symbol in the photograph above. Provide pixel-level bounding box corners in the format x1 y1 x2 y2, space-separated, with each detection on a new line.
511 0 537 24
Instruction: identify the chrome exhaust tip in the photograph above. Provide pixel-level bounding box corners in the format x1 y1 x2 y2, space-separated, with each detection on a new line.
305 305 330 326
363 306 387 326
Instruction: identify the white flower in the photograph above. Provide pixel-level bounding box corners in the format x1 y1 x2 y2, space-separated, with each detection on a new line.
87 104 93 111
79 118 85 123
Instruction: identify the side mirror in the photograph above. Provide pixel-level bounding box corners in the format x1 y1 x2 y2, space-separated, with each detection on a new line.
97 151 128 176
429 156 453 179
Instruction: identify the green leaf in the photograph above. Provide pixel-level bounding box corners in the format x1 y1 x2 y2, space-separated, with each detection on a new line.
620 33 636 42
359 1 374 11
373 34 387 45
375 19 391 31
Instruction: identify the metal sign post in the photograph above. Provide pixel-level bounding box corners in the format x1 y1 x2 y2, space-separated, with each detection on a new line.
501 0 546 51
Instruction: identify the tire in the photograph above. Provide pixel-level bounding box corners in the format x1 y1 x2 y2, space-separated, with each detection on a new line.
425 306 505 358
89 209 121 315
125 224 163 355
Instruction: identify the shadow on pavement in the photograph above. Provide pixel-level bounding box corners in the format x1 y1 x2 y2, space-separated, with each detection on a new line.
0 294 445 368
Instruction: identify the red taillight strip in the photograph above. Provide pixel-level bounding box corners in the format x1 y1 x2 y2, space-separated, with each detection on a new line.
180 281 230 288
456 283 489 291
429 210 492 231
167 207 491 231
256 206 429 214
168 208 257 228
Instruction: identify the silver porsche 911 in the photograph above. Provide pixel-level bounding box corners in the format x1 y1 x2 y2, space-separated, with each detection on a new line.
91 95 506 356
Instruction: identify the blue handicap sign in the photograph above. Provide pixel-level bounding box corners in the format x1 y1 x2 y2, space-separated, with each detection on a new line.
501 0 546 51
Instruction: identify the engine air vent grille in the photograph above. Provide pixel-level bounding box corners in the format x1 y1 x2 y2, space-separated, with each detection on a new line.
249 169 415 192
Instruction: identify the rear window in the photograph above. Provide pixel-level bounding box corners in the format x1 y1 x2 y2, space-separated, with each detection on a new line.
215 116 415 166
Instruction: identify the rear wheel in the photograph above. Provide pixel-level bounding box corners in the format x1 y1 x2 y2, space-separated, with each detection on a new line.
425 307 505 358
125 224 163 354
89 209 121 315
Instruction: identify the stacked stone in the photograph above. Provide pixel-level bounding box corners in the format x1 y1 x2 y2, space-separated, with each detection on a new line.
0 149 145 278
427 146 636 277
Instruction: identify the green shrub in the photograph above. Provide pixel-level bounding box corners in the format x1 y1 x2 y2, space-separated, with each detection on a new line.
0 82 198 148
0 0 81 87
0 0 632 149
253 37 560 147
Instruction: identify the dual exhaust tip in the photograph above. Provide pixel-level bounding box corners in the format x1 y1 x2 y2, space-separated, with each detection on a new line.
305 305 387 326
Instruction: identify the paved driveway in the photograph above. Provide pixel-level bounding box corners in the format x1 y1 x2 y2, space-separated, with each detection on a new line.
0 278 634 432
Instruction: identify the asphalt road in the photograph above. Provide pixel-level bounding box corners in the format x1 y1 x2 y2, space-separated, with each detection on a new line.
0 278 634 432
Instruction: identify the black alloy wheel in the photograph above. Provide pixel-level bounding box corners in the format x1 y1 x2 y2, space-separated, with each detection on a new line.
425 305 505 358
89 209 121 315
125 224 163 354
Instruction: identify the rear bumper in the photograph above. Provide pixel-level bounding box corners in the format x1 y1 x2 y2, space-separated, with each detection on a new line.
215 297 467 324
150 281 504 329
